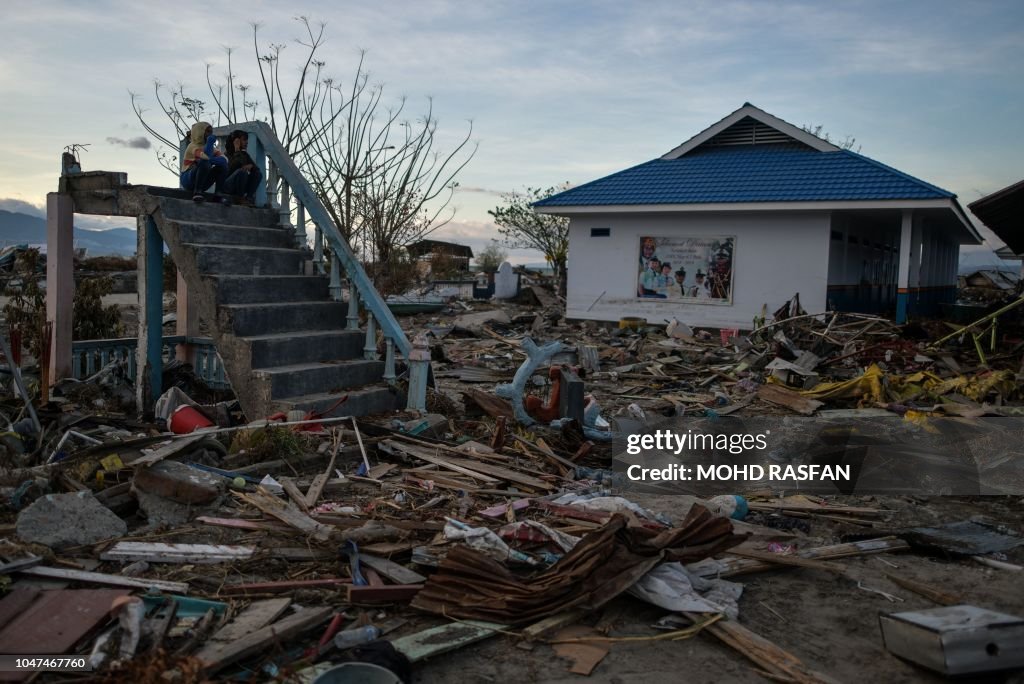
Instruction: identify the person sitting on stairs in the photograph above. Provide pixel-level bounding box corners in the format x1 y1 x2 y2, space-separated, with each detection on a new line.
222 129 263 206
180 121 228 202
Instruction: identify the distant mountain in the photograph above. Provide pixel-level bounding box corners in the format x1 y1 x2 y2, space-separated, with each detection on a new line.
0 210 136 256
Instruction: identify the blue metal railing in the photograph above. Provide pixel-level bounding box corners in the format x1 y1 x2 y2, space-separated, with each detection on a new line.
71 336 229 389
211 121 427 410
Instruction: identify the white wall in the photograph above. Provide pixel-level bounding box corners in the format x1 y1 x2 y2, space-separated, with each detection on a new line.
566 211 830 329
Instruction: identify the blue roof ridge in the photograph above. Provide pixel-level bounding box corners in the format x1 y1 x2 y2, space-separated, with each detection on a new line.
533 158 661 207
841 149 954 199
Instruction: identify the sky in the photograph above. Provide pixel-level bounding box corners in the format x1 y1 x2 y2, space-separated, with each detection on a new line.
1 0 1022 265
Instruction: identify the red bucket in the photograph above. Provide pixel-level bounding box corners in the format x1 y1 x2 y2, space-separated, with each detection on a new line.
170 405 214 434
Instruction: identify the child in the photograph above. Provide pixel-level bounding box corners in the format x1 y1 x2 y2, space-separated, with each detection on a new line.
180 122 228 201
223 130 263 205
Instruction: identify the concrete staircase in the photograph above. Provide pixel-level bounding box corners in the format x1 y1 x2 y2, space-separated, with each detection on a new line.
153 195 402 421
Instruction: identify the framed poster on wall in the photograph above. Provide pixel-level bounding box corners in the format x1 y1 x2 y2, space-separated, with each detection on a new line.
637 235 734 304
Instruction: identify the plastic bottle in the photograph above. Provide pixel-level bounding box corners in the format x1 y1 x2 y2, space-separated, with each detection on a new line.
333 625 381 650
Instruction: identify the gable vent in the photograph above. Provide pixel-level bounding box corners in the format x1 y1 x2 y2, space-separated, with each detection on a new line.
698 116 806 148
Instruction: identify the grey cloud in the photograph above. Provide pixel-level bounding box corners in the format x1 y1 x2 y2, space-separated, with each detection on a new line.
0 198 44 216
106 136 151 149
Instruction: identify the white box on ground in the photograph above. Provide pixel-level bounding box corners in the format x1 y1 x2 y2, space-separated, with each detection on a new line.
879 605 1024 675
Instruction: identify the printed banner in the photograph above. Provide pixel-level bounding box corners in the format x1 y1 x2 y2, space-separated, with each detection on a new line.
637 235 734 304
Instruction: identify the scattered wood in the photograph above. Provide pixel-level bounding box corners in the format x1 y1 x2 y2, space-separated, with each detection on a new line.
725 548 848 576
885 573 962 605
199 606 332 673
347 584 423 603
236 489 335 542
756 383 823 415
359 554 428 585
221 578 351 595
18 566 189 593
100 542 255 564
194 598 292 664
681 612 841 684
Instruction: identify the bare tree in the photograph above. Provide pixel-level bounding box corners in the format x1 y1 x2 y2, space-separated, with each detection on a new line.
130 19 476 267
489 185 570 297
302 66 476 263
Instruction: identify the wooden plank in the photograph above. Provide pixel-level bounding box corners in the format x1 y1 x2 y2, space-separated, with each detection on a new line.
236 490 335 542
194 598 292 663
196 516 291 532
130 434 207 467
19 566 189 593
358 554 428 585
725 549 847 575
221 578 350 594
0 589 132 656
200 606 332 673
100 542 254 564
391 620 507 663
384 440 500 483
681 612 841 684
756 383 823 416
304 438 340 509
280 477 310 512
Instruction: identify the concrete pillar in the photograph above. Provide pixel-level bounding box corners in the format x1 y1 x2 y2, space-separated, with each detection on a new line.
46 193 74 384
136 215 163 412
896 209 920 323
175 270 199 363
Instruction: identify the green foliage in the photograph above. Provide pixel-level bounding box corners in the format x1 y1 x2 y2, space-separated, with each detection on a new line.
2 249 46 358
73 277 123 341
475 240 508 273
230 425 312 461
488 185 570 296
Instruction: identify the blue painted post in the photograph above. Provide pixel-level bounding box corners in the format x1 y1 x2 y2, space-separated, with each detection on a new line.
406 333 430 412
383 338 396 384
364 313 378 360
136 215 163 411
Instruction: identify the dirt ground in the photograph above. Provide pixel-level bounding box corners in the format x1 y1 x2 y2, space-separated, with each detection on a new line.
414 494 1024 684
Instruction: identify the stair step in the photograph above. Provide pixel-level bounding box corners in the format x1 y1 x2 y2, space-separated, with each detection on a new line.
167 219 293 248
273 386 403 419
157 194 280 227
208 275 330 305
256 359 385 398
187 243 304 276
220 301 348 336
243 330 364 366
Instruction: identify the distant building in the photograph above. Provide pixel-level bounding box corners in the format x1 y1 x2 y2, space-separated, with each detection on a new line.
405 239 474 276
969 179 1024 279
535 103 981 327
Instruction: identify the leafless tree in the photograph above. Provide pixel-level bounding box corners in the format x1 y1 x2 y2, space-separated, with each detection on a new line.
130 18 476 268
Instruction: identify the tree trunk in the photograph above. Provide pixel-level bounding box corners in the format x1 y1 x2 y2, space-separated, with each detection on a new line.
555 258 568 299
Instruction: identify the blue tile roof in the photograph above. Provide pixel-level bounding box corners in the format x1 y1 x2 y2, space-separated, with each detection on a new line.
534 145 954 207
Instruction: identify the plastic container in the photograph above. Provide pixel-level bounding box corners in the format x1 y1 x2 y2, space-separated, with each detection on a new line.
707 494 749 520
169 405 213 434
332 625 381 650
312 662 402 684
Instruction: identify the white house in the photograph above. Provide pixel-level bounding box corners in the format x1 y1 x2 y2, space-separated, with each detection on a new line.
535 103 981 329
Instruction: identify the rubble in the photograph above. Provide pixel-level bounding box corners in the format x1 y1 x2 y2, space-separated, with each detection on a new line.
16 491 127 548
0 281 1021 683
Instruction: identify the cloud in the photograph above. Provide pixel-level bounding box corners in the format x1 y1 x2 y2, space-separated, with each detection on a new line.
455 186 503 196
106 136 151 149
0 198 44 216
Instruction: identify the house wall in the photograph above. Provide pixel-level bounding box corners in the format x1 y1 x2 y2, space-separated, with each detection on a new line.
566 211 830 329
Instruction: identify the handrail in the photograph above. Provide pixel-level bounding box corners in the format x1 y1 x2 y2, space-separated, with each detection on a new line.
214 121 411 359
